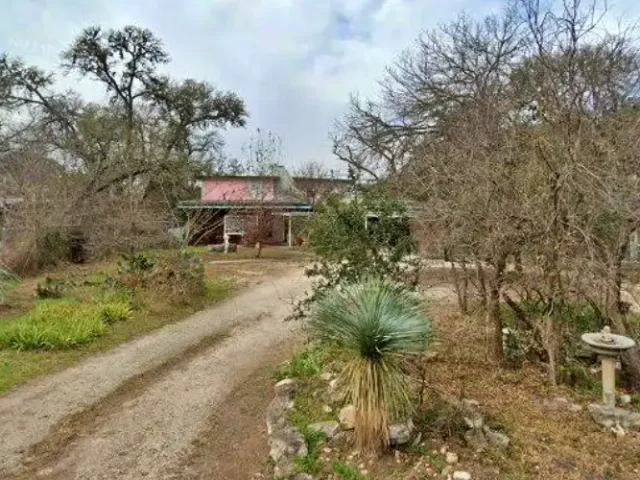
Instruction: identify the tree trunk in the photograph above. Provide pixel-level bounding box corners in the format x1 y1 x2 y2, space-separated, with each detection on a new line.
543 314 558 385
489 254 507 361
611 242 627 311
476 261 488 311
606 241 640 388
514 251 523 276
547 347 557 385
609 314 640 388
451 259 469 315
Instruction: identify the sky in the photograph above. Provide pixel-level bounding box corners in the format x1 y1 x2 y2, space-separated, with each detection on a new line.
2 0 640 173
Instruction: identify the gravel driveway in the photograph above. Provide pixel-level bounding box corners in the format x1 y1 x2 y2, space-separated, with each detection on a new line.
0 267 309 479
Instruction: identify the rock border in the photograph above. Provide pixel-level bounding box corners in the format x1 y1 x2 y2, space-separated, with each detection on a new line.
266 379 308 478
265 377 418 479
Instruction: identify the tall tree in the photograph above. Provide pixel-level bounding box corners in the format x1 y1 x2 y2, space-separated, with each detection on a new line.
332 0 640 387
61 26 169 125
0 25 248 269
242 129 283 175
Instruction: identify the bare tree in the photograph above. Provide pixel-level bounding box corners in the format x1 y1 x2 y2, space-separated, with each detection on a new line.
293 159 331 179
0 25 248 270
333 0 640 386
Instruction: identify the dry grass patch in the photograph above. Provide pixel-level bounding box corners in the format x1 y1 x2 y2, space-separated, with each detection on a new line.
421 304 640 480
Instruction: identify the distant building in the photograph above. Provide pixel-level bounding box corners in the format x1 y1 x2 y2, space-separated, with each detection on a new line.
177 167 352 246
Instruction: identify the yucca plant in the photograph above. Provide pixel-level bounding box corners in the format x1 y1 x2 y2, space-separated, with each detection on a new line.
310 278 431 453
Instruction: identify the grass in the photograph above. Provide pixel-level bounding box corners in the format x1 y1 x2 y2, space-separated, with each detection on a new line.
273 345 325 381
289 383 335 429
206 279 233 300
294 426 326 475
0 282 233 393
148 245 312 263
0 299 108 350
272 343 338 430
99 301 133 324
333 461 369 480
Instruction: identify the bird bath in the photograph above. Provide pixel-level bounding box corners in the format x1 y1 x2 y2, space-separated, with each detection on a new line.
581 326 636 408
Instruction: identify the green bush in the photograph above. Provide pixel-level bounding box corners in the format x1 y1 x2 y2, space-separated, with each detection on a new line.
306 189 416 283
502 328 524 368
36 229 72 268
149 250 206 302
307 188 414 260
502 300 607 386
503 301 604 333
118 252 156 275
35 277 66 299
0 300 107 350
291 188 419 320
99 301 133 324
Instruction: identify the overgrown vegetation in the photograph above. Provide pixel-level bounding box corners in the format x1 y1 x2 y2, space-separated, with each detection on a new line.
0 265 17 305
294 426 326 475
35 277 66 299
0 25 247 273
0 248 239 392
99 301 133 324
332 0 640 390
0 251 205 351
273 346 325 382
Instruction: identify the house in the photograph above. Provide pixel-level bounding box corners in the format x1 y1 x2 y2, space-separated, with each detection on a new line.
178 166 353 246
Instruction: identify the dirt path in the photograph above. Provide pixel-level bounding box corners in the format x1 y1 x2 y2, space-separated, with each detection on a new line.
0 267 310 480
177 338 302 480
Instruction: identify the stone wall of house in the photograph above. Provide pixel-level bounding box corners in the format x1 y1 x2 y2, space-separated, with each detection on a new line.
225 212 286 245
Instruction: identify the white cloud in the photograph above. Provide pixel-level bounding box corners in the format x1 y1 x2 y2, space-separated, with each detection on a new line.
2 0 640 172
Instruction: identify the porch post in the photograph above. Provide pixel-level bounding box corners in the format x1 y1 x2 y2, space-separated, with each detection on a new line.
223 214 228 252
287 213 292 248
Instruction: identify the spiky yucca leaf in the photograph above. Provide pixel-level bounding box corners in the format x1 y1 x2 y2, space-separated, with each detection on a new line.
310 278 431 452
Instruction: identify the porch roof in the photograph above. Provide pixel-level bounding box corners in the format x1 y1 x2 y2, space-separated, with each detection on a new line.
177 200 313 212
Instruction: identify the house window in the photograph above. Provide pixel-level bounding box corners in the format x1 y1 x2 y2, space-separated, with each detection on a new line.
250 183 262 198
